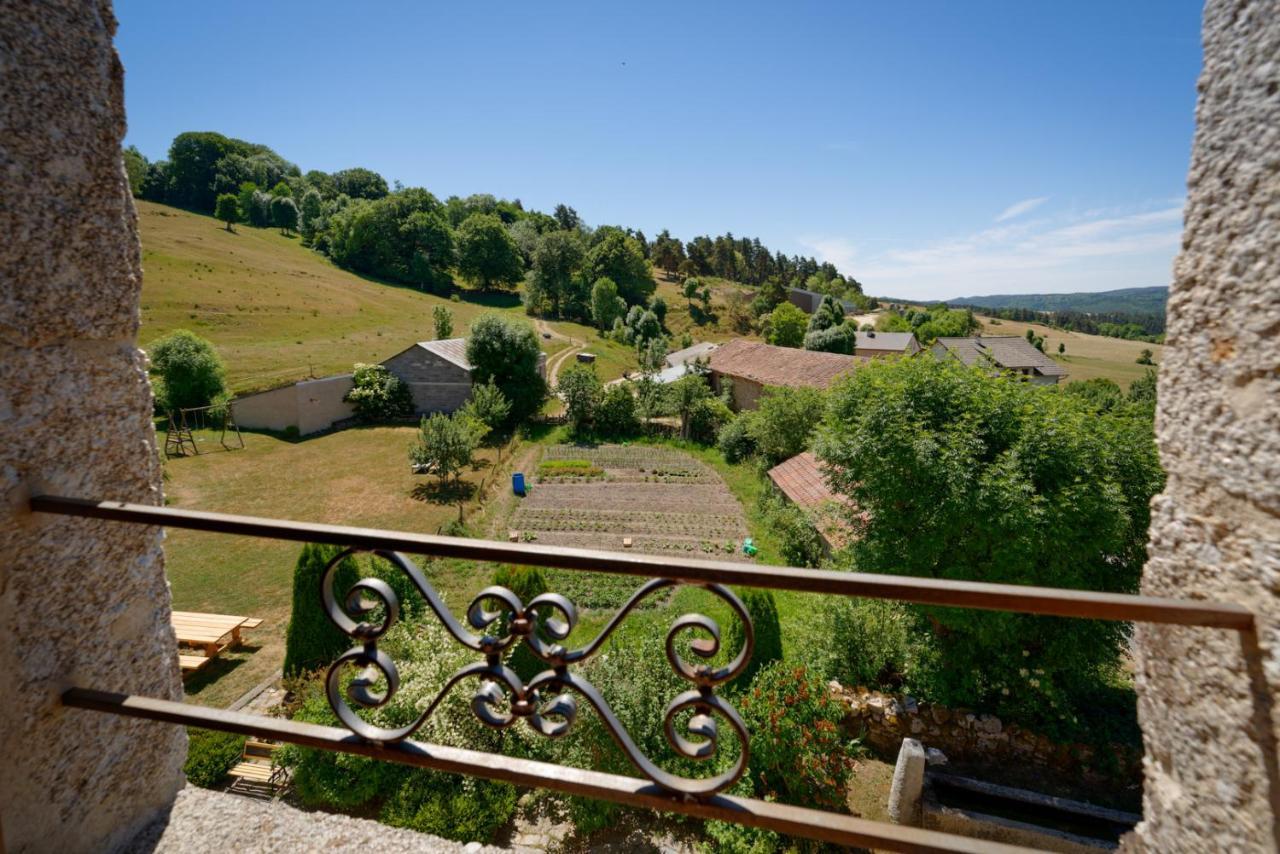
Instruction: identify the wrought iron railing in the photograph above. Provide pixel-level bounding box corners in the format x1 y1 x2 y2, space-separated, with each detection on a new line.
31 495 1277 854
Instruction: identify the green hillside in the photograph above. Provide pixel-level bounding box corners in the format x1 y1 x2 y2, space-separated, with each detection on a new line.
137 201 635 391
946 286 1168 316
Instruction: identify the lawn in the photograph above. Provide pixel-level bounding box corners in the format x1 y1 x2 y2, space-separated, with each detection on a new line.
163 425 511 707
138 201 553 393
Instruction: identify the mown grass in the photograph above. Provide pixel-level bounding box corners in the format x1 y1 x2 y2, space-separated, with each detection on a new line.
976 315 1165 389
163 425 512 707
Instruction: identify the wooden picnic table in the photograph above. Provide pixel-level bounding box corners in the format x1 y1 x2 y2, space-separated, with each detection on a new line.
172 610 262 674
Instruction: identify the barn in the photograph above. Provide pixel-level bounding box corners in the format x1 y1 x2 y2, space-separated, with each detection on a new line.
380 338 476 414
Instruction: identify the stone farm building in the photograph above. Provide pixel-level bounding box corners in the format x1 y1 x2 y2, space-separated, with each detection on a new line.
706 339 866 410
930 336 1068 385
230 337 524 435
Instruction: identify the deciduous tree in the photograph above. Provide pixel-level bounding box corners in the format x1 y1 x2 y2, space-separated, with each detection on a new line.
456 213 523 291
766 302 808 348
214 193 239 231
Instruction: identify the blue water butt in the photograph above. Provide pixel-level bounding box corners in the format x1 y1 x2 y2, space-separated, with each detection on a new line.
513 472 526 496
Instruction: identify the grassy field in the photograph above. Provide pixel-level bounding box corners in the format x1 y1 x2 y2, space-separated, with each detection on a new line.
137 201 632 391
164 425 514 707
975 315 1164 389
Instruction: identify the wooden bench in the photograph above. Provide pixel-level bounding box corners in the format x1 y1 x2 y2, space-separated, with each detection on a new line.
228 740 285 790
172 610 261 675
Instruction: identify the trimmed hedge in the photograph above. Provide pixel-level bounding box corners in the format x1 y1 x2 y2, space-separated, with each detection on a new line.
184 728 245 788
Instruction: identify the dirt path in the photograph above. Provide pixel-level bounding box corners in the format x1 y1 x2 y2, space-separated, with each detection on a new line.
538 319 584 389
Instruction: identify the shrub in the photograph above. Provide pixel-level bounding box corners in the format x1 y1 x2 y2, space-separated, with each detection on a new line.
537 459 603 478
183 728 245 788
595 384 640 438
825 598 914 688
380 772 518 841
687 396 732 444
493 564 550 681
556 363 603 434
816 355 1164 733
747 386 826 465
766 302 809 348
803 322 857 354
148 329 227 411
345 363 413 422
726 588 783 689
737 662 857 809
282 544 360 677
759 490 824 568
717 413 757 463
466 313 547 422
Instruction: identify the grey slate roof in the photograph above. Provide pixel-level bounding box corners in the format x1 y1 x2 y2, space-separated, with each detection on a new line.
415 338 473 371
933 336 1067 377
853 331 918 352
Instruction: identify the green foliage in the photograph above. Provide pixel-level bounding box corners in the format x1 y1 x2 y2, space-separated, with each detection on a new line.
527 230 586 318
874 311 913 333
590 277 626 332
325 189 453 291
758 489 824 568
332 167 389 199
298 188 324 240
270 195 298 234
751 277 787 318
825 598 914 688
409 412 478 487
747 386 826 465
804 322 857 354
123 145 148 196
214 193 239 230
595 384 640 438
766 301 808 348
815 356 1164 731
1128 368 1158 407
183 728 246 788
431 305 453 340
1136 347 1155 365
380 772 518 841
585 227 653 304
168 131 298 211
717 413 758 463
148 329 227 411
727 588 783 689
806 294 846 334
282 544 359 677
465 313 547 422
458 379 510 443
1063 377 1125 413
492 564 550 681
736 662 858 809
557 363 604 434
344 363 413 422
456 212 524 291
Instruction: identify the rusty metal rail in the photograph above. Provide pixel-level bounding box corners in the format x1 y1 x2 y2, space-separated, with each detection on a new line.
31 494 1271 853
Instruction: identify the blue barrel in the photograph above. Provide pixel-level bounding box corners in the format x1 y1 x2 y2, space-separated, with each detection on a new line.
512 472 526 496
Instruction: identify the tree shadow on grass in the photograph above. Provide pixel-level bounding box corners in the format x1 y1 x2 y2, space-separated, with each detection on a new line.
180 643 262 695
411 479 477 506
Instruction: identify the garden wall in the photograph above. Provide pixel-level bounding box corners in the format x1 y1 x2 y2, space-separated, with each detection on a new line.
832 685 1141 785
231 374 354 435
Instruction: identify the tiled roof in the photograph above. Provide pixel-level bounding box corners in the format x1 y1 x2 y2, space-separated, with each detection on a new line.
854 331 918 352
933 336 1067 377
707 339 865 389
766 452 836 508
416 338 473 371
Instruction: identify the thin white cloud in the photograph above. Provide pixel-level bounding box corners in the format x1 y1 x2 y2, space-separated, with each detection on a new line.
804 202 1184 301
994 196 1049 223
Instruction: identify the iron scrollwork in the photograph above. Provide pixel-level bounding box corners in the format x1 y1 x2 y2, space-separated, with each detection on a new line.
320 548 754 797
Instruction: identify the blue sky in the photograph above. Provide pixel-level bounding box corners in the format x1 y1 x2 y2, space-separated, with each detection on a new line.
116 1 1204 301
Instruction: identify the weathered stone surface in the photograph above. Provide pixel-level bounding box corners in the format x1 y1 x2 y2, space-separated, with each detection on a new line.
0 1 185 851
127 787 506 853
887 738 926 826
1127 1 1280 850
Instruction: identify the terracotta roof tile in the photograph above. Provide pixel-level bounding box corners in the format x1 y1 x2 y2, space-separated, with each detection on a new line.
766 451 835 508
707 339 865 389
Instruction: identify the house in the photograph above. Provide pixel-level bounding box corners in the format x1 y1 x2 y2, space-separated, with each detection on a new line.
664 341 719 368
707 339 866 409
930 336 1067 385
380 337 476 414
854 330 921 358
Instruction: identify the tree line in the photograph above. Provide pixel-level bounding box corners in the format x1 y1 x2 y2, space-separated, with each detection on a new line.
124 131 864 324
948 303 1165 342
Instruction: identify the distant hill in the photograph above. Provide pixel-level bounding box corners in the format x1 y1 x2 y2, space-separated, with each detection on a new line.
943 286 1168 316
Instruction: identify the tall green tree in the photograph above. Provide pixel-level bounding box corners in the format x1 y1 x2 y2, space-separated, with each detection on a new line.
557 363 604 434
816 356 1164 728
590 277 626 332
456 213 523 291
332 167 389 199
527 230 585 317
148 329 227 411
409 412 478 488
283 544 360 677
298 188 324 240
122 145 148 196
432 305 453 340
271 195 299 234
214 193 239 231
766 302 808 348
585 227 653 304
465 314 546 421
459 380 511 446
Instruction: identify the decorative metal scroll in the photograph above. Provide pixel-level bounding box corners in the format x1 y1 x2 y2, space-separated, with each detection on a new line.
320 548 754 797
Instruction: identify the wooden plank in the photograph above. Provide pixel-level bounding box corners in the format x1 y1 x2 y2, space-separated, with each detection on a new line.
240 618 263 629
33 495 1255 629
178 654 211 672
63 687 1034 854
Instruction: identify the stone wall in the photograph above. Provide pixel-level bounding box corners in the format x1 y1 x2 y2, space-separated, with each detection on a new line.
1128 0 1280 850
382 346 473 414
833 686 1141 785
0 1 186 851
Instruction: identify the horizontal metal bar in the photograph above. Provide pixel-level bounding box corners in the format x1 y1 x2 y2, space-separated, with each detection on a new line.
63 688 1033 854
31 495 1253 629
